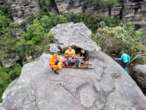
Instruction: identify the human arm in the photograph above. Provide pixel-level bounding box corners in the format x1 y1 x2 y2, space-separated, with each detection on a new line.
71 49 76 57
115 57 121 61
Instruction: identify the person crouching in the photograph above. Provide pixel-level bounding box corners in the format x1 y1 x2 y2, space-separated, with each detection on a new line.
49 53 63 74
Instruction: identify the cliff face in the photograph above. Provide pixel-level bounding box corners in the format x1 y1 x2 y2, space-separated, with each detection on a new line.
4 0 146 26
1 23 146 110
54 0 84 13
54 0 146 25
5 0 40 21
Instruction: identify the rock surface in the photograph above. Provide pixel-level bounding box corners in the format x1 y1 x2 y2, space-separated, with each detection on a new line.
0 106 5 110
5 0 40 21
4 0 146 26
55 0 84 13
54 0 146 25
50 22 100 56
132 65 146 95
1 23 146 110
1 53 20 68
49 43 60 53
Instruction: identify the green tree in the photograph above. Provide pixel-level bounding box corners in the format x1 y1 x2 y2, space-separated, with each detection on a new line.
39 13 67 32
0 32 17 61
0 15 11 35
23 19 46 44
9 64 21 80
0 66 10 102
93 23 146 55
0 64 22 101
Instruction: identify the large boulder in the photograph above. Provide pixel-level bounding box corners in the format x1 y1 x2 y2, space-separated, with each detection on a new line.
0 106 5 110
1 23 146 110
54 0 146 26
132 65 146 95
50 22 100 56
5 0 40 21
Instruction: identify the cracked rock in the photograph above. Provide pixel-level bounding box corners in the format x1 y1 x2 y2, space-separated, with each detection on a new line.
5 0 40 21
79 84 97 108
132 65 146 95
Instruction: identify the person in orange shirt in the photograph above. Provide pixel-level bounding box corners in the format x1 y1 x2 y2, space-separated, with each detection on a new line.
64 47 75 58
49 53 62 74
64 47 80 67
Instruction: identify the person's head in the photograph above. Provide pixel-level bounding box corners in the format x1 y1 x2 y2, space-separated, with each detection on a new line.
53 53 58 58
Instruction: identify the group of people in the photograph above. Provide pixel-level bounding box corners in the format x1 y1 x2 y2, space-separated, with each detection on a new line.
49 47 89 74
49 46 131 74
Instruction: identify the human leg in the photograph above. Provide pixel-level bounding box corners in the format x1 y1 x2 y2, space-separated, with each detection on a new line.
75 59 81 67
51 64 62 74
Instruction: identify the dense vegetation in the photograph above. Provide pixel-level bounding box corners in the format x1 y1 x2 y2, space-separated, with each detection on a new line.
0 0 146 101
93 23 146 55
0 64 21 101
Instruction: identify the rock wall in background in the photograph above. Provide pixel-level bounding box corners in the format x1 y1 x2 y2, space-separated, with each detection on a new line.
54 0 146 26
4 0 146 26
5 0 40 21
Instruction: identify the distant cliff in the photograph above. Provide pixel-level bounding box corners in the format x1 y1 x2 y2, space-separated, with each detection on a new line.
54 0 146 25
4 0 146 26
5 0 40 21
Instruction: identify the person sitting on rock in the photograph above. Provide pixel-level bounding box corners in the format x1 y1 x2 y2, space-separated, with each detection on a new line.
80 49 89 65
63 47 80 68
49 53 63 74
64 46 75 58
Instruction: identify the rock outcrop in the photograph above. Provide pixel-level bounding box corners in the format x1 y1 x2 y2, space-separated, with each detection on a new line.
132 65 146 94
55 0 84 13
4 0 146 26
0 0 4 7
0 106 5 110
55 0 146 25
1 23 146 110
50 22 100 55
5 0 40 21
